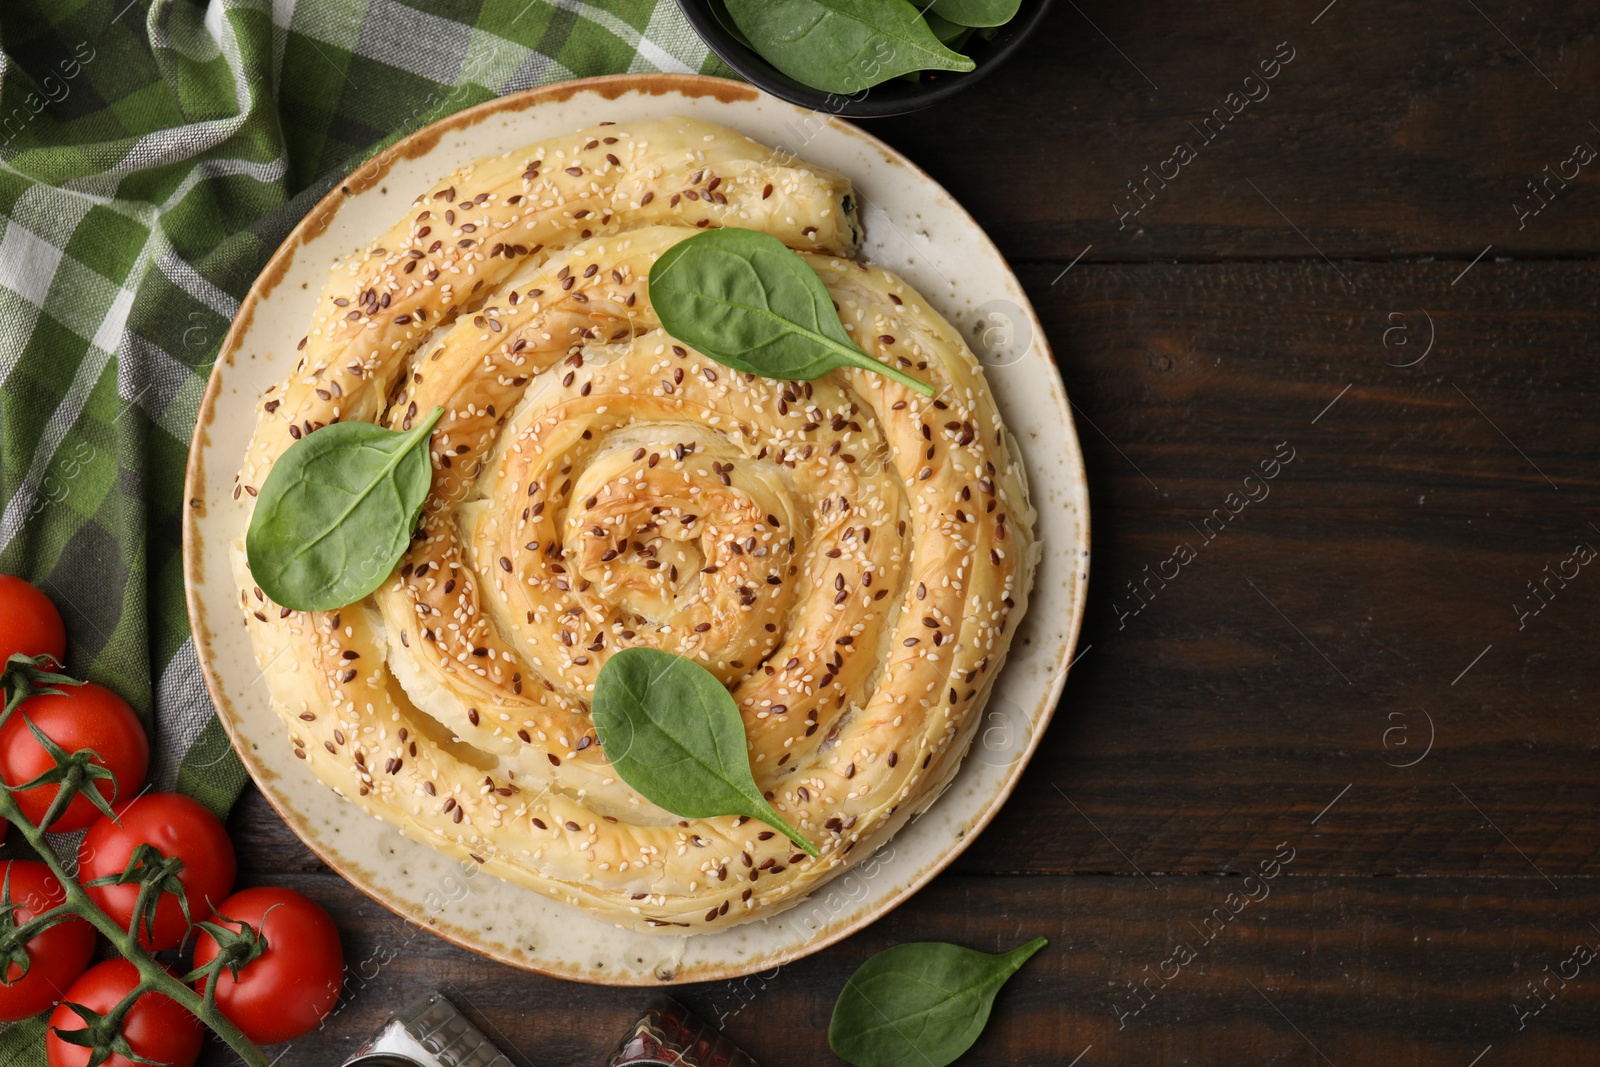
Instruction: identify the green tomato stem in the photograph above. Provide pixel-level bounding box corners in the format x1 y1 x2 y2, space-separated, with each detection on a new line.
34 764 83 832
199 964 222 1017
0 688 26 727
100 980 146 1033
0 787 271 1067
9 901 79 944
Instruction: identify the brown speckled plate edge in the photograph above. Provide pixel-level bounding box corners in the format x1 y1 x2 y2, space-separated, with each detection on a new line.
183 73 1089 986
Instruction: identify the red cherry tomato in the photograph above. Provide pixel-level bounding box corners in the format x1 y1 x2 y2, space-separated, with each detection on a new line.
46 960 201 1067
79 794 235 951
193 886 343 1044
0 861 96 1022
0 575 66 669
0 683 149 832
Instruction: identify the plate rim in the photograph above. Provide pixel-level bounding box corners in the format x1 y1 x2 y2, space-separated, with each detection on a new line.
182 71 1090 985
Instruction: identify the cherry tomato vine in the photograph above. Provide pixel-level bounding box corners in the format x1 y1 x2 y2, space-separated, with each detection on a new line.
0 653 273 1067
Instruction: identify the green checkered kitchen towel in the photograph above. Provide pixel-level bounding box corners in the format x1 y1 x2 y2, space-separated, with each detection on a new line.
0 0 726 1055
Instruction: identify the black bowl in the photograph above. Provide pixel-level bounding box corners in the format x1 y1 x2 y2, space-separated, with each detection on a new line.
676 0 1055 118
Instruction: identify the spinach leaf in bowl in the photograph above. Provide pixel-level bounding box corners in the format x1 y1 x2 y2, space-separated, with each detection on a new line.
706 0 755 48
725 0 975 93
924 11 975 47
928 0 1023 27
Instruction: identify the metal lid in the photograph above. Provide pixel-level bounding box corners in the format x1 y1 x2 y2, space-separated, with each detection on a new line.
342 993 516 1067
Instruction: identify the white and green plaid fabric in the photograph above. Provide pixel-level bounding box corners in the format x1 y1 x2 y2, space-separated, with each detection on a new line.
0 0 726 1055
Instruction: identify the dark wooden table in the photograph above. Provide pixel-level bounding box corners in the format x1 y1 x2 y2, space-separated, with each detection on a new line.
218 3 1600 1064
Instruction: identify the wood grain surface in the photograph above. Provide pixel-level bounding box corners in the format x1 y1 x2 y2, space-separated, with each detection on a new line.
211 2 1600 1064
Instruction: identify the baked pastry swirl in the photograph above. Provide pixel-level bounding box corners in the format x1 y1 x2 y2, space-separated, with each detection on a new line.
233 117 1037 932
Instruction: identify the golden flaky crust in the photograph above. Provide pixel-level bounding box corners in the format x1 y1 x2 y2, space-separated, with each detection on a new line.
233 117 1036 933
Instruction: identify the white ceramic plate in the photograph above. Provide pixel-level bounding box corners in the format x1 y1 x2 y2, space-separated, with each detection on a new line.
184 74 1088 985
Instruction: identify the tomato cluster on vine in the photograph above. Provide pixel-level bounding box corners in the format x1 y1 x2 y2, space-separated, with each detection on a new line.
0 576 344 1067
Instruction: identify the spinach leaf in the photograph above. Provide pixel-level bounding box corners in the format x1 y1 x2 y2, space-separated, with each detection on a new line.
649 228 934 397
724 0 975 93
592 647 819 857
923 12 975 48
707 0 756 48
927 0 1022 27
829 937 1048 1067
246 406 443 612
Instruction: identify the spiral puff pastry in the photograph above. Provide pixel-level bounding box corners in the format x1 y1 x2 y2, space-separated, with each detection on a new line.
232 118 1037 932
